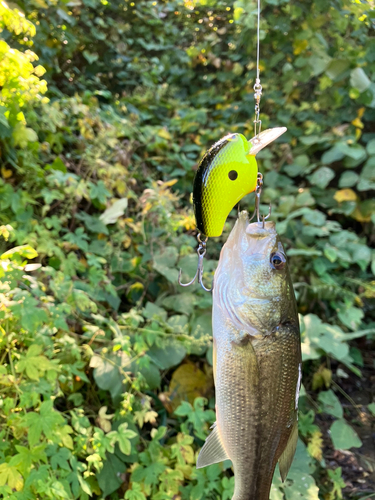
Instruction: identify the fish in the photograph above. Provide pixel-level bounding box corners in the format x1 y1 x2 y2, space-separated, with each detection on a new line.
192 127 287 238
197 211 302 500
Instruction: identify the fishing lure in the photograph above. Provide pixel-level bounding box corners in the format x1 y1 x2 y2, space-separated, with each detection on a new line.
179 128 286 291
193 127 286 238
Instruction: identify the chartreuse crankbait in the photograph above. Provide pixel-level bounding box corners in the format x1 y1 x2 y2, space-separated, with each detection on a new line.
193 127 287 238
178 127 287 292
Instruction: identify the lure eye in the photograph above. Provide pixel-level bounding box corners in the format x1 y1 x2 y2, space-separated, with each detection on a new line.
228 170 238 181
270 252 286 270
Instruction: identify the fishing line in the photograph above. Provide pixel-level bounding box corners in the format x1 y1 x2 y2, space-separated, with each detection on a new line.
253 0 262 141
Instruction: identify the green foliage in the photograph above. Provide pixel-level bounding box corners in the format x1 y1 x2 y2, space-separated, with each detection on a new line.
0 0 374 498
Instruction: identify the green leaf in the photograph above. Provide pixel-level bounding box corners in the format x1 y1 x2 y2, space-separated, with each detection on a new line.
10 444 47 476
368 403 375 416
143 302 167 322
75 212 109 234
330 419 362 450
21 400 65 446
97 453 126 498
350 68 371 93
90 354 125 399
89 181 110 204
337 305 364 331
321 147 344 165
339 171 359 188
16 344 56 381
13 123 38 148
309 167 335 189
125 482 147 500
325 59 349 80
83 51 99 64
148 339 186 370
50 447 71 471
50 480 70 499
366 139 375 155
318 390 343 418
153 246 179 283
116 423 137 455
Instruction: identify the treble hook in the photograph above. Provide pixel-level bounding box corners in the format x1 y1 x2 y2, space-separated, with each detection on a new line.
249 173 272 228
178 234 213 292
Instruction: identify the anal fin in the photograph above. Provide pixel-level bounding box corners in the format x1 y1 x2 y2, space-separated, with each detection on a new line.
279 420 298 482
196 422 230 469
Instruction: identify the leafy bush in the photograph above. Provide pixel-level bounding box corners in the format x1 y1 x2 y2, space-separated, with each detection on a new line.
0 0 374 499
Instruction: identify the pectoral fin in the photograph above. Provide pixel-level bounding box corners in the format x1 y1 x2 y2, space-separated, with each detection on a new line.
279 420 298 482
196 422 230 469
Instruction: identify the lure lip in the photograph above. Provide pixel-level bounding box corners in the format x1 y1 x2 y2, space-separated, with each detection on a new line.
248 127 287 155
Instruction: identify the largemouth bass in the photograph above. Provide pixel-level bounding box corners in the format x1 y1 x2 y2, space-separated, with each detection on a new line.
197 211 302 500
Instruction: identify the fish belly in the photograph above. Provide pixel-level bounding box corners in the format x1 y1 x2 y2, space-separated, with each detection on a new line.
214 308 301 500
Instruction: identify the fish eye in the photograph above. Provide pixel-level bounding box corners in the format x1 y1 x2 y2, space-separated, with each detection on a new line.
228 170 238 181
270 252 286 270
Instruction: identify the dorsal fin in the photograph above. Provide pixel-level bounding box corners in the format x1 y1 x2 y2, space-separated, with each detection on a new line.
279 420 298 482
196 422 230 469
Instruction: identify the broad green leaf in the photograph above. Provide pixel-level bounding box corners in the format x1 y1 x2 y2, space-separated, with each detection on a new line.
318 390 343 418
330 419 362 450
309 167 335 189
97 453 126 498
339 171 359 188
148 339 186 370
90 354 126 399
143 302 167 321
10 444 47 477
368 403 375 416
350 68 371 92
21 400 65 446
153 246 179 283
16 344 56 381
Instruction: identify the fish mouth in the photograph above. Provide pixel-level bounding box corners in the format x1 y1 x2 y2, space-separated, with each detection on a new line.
223 211 277 260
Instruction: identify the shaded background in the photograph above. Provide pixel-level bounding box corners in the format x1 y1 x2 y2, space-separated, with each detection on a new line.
0 0 374 499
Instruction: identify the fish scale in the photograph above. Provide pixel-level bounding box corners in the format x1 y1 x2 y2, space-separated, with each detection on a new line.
197 213 301 500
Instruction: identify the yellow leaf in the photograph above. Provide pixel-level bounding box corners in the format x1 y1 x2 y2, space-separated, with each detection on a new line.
168 363 213 411
333 189 357 203
233 6 244 20
157 128 172 140
0 225 13 241
352 206 371 223
358 107 365 118
1 166 12 179
0 463 24 491
351 117 364 129
162 179 178 188
307 431 323 461
34 65 46 77
293 39 308 55
312 367 332 390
